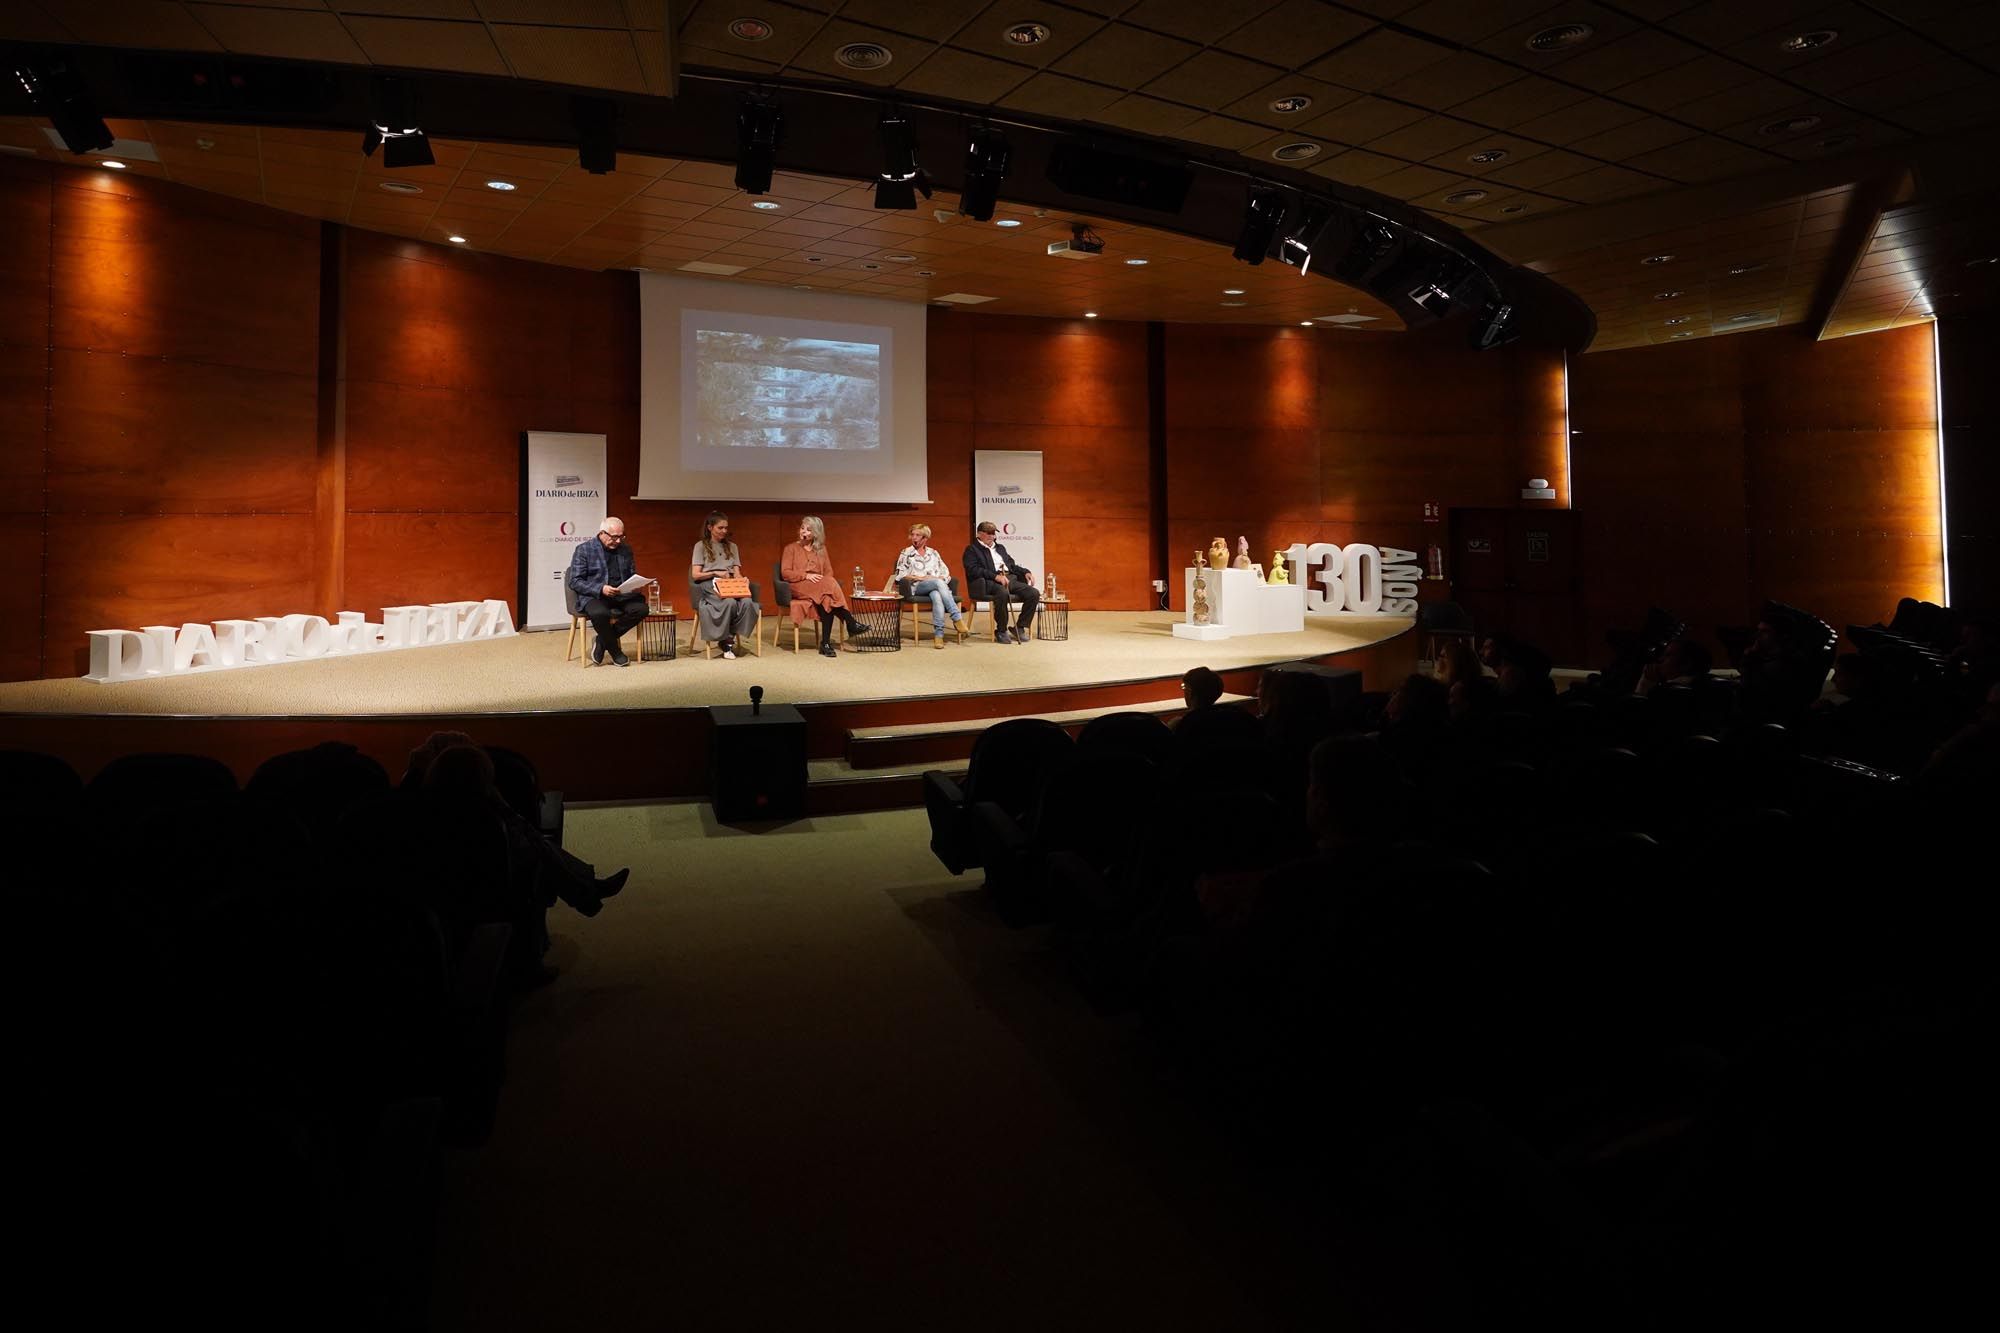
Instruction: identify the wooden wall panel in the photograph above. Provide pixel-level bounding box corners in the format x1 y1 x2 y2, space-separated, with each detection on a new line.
342 512 518 616
1165 322 1568 613
344 381 566 513
39 513 316 677
0 160 51 351
1572 322 1942 662
46 349 318 513
0 340 45 512
49 173 318 376
0 524 42 682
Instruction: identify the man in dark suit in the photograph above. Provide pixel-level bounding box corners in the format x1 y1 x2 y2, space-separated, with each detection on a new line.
567 516 647 666
962 521 1040 644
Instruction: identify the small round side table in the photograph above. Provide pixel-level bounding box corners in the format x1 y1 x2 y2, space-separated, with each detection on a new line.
1036 598 1070 641
845 594 903 651
636 610 678 661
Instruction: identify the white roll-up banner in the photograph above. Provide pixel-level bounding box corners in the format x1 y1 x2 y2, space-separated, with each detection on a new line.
520 431 609 631
973 450 1045 582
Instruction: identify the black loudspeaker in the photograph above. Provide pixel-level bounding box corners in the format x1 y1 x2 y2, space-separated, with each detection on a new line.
1265 662 1364 727
1045 143 1192 213
709 703 807 822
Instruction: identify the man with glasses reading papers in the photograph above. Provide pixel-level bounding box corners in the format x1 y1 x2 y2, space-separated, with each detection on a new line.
568 517 652 667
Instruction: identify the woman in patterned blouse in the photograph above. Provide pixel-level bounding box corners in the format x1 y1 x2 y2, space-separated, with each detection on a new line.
894 523 971 648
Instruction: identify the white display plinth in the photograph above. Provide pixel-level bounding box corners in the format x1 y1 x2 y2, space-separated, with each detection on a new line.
1180 567 1306 639
1171 621 1231 641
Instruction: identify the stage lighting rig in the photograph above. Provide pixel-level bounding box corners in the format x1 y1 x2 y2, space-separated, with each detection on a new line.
574 96 616 175
12 54 113 154
1468 296 1519 350
735 95 782 193
361 75 432 168
874 107 932 210
1277 202 1333 274
1330 216 1402 284
1232 187 1288 265
959 124 1010 222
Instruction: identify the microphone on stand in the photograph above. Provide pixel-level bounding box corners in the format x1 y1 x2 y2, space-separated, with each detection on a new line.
749 685 764 716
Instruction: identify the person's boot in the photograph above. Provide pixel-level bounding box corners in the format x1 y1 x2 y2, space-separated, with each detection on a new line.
842 610 870 641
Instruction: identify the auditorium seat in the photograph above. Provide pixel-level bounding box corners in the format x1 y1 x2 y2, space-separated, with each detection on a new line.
973 750 1159 925
922 717 1073 875
1075 710 1174 765
87 752 238 813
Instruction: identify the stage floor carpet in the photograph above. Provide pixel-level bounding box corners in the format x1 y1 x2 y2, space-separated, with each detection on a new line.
0 611 1412 719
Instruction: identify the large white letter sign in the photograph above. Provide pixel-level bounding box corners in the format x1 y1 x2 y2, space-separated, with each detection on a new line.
83 597 519 682
1284 541 1419 617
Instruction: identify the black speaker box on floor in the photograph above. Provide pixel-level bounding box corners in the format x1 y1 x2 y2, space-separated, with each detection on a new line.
1264 662 1364 727
709 703 807 823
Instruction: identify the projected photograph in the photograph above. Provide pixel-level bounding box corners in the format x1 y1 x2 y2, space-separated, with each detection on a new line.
694 331 881 451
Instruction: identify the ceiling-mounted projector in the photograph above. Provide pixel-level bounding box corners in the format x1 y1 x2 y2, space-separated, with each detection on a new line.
1048 223 1104 259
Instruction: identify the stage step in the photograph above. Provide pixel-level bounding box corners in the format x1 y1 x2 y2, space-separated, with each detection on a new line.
805 756 966 816
844 692 1252 771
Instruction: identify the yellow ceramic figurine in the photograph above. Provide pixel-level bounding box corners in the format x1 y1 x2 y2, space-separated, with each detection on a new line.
1268 549 1288 584
1208 537 1230 569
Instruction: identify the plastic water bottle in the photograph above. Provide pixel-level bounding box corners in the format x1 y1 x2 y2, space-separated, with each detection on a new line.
853 565 864 594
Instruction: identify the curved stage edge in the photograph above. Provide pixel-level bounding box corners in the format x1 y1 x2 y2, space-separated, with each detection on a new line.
1 623 1417 805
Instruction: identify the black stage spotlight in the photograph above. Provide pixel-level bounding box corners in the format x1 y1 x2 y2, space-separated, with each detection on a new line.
1330 216 1402 284
874 107 931 210
1468 296 1519 350
362 75 432 167
1232 187 1288 264
959 124 1010 222
12 54 113 154
1277 201 1333 274
735 96 782 193
574 96 616 174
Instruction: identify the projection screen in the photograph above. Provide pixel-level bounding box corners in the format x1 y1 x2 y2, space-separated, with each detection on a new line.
637 273 930 503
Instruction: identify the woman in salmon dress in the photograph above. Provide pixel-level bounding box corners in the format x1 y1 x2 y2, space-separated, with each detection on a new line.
782 515 872 657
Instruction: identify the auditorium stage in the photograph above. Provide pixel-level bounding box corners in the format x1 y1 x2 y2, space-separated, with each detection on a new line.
1 611 1415 804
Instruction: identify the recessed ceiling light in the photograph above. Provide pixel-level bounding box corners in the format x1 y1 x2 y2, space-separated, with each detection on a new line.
752 200 780 210
1653 290 1683 299
1728 312 1763 321
835 41 893 70
1760 115 1822 136
1271 142 1321 161
379 180 423 194
1525 23 1594 52
805 255 825 262
1664 316 1691 325
994 218 1021 227
794 284 812 290
1220 300 1247 307
1083 311 1097 318
884 253 915 261
1222 287 1245 295
1124 257 1148 266
1669 332 1692 339
1300 321 1313 327
194 137 215 150
1005 22 1050 46
485 179 516 191
98 160 127 169
729 18 774 42
1467 149 1508 164
1780 30 1838 52
1642 253 1675 265
861 262 881 270
1443 188 1488 205
1500 203 1526 214
1269 95 1312 114
916 269 936 277
448 235 467 243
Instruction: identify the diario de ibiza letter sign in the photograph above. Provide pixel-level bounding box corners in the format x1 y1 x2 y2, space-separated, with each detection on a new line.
85 600 517 683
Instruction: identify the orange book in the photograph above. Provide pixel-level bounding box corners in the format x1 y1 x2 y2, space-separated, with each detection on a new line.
712 576 751 599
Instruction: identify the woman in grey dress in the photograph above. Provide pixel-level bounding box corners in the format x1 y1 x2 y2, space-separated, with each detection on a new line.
691 510 759 658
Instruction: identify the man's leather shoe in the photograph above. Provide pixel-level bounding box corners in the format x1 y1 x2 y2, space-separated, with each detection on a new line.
597 867 629 900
